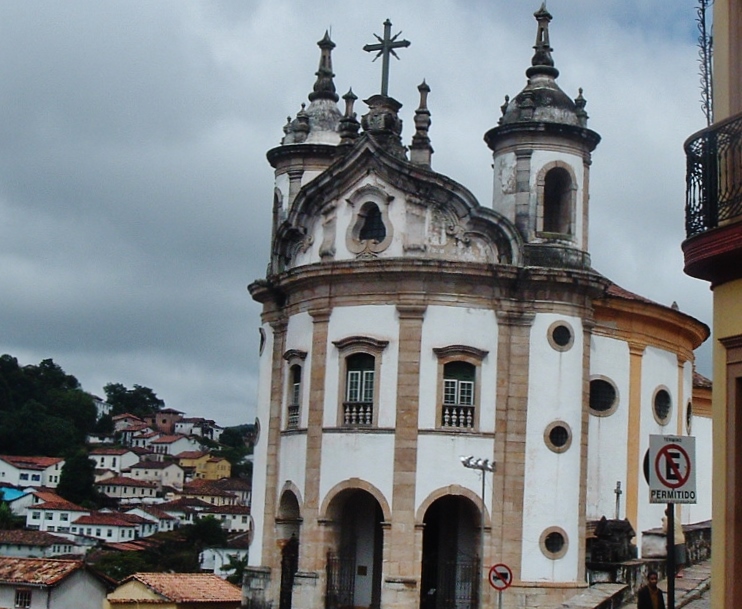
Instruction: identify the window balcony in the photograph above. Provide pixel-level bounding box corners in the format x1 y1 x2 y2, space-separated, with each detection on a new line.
342 402 373 427
683 111 742 284
441 404 475 429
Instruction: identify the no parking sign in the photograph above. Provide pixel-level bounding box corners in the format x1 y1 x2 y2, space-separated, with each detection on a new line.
648 435 696 504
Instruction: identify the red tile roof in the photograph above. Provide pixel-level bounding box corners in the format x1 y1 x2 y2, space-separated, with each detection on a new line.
150 434 187 444
35 499 88 512
0 455 63 470
112 414 143 422
74 512 144 527
0 529 71 547
90 447 134 456
693 371 712 389
0 557 83 585
112 572 241 603
205 505 251 515
96 476 157 488
175 451 208 460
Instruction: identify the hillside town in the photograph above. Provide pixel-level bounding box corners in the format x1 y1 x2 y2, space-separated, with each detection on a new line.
0 402 253 608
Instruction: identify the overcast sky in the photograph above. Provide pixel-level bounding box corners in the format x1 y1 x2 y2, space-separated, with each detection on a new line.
0 1 712 427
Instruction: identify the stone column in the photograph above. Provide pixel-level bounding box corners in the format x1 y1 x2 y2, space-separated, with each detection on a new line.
383 304 426 609
625 342 646 531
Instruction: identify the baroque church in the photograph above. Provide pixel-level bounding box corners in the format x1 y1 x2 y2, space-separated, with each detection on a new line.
246 7 710 609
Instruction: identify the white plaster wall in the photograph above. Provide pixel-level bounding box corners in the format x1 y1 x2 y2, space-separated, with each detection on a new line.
521 313 584 582
248 322 274 566
491 151 517 221
415 435 495 516
319 433 395 508
279 434 308 504
587 336 630 520
530 150 586 249
636 347 681 544
275 172 289 216
418 306 498 431
285 311 314 428
683 413 712 524
325 305 399 428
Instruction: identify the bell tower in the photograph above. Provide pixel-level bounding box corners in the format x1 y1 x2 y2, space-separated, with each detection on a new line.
484 3 600 269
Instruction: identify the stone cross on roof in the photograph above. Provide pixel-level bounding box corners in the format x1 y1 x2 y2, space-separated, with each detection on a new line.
363 19 410 97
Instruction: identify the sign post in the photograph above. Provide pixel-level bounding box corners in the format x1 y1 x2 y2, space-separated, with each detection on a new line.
648 435 696 609
488 563 512 609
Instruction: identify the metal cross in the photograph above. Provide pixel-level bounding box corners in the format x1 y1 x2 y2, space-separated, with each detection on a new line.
614 481 622 520
363 19 410 97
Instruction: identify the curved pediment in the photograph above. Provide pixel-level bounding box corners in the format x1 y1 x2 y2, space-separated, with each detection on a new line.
271 136 523 275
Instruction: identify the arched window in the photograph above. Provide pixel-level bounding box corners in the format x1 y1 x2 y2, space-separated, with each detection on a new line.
443 361 475 408
283 349 307 430
345 353 375 406
543 167 572 235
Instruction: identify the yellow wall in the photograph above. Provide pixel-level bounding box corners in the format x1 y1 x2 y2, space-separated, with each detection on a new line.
711 278 742 607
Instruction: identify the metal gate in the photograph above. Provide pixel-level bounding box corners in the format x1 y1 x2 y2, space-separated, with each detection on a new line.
421 558 479 609
279 537 299 609
325 551 356 609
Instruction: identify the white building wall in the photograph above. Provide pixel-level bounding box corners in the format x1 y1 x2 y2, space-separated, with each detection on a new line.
279 435 307 501
684 413 712 524
249 322 274 566
319 433 395 507
324 305 399 429
521 313 584 582
587 335 631 520
417 306 498 432
415 435 494 512
636 346 682 544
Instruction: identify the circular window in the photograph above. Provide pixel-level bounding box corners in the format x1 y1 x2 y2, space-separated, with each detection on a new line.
540 526 568 559
544 421 572 453
589 378 618 416
547 321 574 352
686 401 693 434
653 388 672 425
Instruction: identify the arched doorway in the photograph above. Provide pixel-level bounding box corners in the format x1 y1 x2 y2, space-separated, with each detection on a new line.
325 489 384 609
420 495 480 609
277 490 302 609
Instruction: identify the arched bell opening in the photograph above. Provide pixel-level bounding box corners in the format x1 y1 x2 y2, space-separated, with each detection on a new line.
325 489 384 609
420 495 480 609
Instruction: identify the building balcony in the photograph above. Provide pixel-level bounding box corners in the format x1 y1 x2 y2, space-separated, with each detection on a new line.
683 111 742 285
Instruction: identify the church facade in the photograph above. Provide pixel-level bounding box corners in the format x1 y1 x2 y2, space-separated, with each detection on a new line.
246 8 709 609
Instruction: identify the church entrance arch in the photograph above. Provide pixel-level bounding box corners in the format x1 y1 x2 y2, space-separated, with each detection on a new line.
324 488 384 609
277 490 302 609
420 495 480 609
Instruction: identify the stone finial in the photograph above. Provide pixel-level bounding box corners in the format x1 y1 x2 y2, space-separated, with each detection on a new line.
410 80 433 167
574 88 588 126
339 88 361 147
361 94 406 159
309 31 339 103
527 2 559 79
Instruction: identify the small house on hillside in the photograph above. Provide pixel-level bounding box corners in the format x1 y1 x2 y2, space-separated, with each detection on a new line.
104 572 241 609
0 557 110 609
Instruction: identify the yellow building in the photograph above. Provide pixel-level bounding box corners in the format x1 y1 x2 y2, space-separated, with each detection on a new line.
175 451 231 480
681 0 742 605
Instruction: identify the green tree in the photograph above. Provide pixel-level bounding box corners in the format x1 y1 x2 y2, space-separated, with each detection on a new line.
57 450 98 507
221 553 248 585
92 551 154 581
104 383 165 418
93 412 114 434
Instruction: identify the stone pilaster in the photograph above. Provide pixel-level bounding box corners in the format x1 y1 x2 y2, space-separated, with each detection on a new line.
625 342 645 532
383 304 426 609
261 318 288 604
490 310 534 585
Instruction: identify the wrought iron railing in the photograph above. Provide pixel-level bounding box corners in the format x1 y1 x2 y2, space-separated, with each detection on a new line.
421 558 480 609
287 404 300 429
685 112 742 237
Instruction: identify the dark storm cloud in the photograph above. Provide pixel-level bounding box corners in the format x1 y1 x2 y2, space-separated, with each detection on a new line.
0 1 713 425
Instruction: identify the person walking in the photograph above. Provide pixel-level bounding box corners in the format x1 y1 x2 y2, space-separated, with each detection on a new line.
637 570 666 609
